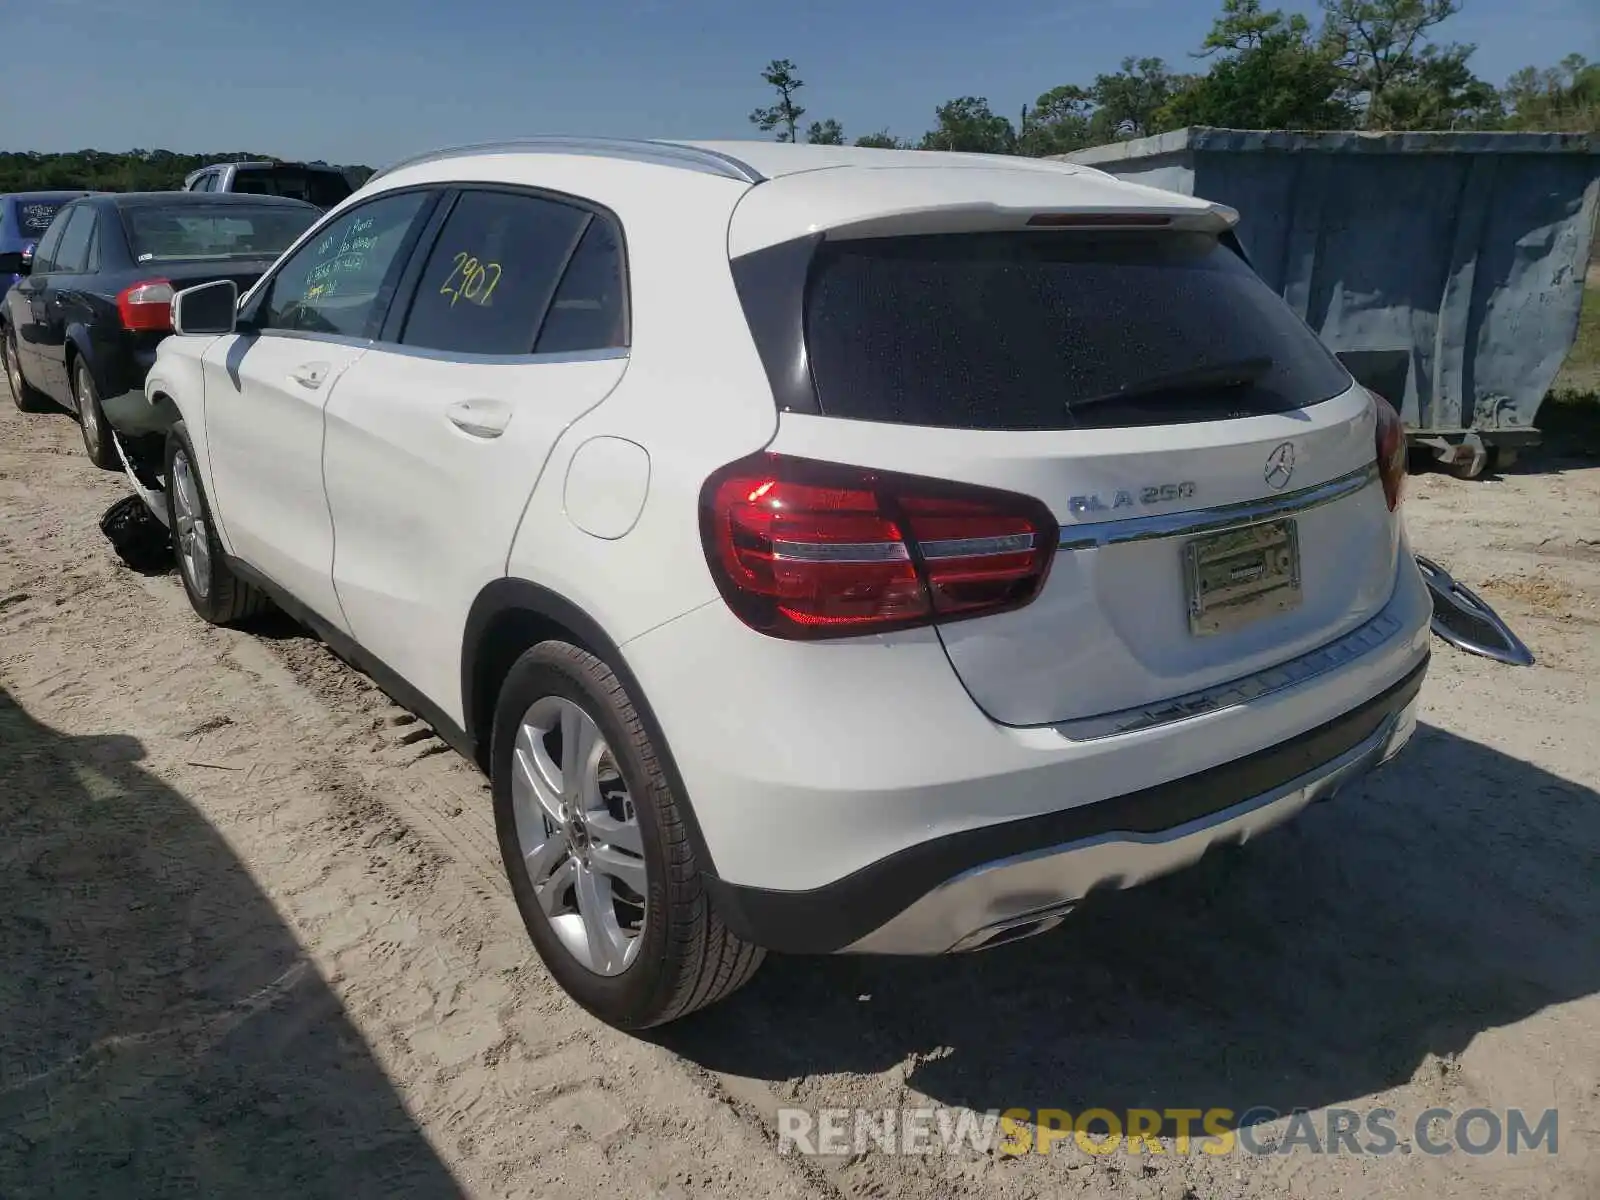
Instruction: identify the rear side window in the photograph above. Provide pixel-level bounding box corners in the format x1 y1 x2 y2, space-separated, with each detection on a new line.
18 200 67 236
535 219 628 354
399 190 597 356
52 208 95 274
30 210 69 272
123 204 318 263
232 167 352 209
802 231 1352 431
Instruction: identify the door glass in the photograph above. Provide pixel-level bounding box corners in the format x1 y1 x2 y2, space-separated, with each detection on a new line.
18 200 68 237
53 209 95 274
258 190 429 338
398 190 589 356
535 217 628 354
30 208 74 274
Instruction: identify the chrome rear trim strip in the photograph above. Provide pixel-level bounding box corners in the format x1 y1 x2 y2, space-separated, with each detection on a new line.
1057 462 1378 552
1055 608 1405 741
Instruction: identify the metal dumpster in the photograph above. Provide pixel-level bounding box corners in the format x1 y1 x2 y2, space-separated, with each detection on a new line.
1059 128 1600 476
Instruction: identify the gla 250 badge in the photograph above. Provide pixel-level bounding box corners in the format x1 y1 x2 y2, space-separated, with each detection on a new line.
1068 481 1197 517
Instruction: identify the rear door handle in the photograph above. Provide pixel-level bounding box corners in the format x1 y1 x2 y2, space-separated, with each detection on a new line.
446 399 513 439
290 362 329 389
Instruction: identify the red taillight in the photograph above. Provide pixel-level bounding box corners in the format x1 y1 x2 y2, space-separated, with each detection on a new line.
699 453 1057 639
1370 389 1407 511
116 279 175 332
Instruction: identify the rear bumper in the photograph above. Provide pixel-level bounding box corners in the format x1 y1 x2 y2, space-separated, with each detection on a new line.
702 656 1425 954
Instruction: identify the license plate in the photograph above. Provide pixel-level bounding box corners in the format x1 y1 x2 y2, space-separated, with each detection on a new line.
1183 519 1302 636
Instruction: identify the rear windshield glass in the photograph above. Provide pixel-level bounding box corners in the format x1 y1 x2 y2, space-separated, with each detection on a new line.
230 167 353 209
123 204 317 263
803 231 1352 431
17 201 67 236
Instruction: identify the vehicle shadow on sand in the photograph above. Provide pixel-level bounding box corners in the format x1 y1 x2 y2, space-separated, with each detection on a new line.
0 687 464 1198
663 720 1599 1133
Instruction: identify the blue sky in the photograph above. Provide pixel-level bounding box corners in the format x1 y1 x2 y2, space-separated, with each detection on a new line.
4 0 1594 168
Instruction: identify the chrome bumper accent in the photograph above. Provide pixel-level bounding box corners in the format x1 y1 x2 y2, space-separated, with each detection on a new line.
1057 462 1378 552
1056 609 1406 741
843 695 1418 956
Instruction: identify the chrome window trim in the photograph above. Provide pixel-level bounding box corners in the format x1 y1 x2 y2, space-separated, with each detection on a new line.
1054 608 1407 742
372 137 766 186
1057 461 1379 551
248 328 629 369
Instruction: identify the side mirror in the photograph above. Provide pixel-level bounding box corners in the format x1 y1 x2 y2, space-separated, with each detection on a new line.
172 279 239 336
18 243 35 275
0 250 22 276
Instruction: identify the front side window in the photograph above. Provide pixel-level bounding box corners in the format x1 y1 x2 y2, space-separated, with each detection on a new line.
399 190 594 356
51 208 95 275
257 190 429 338
123 203 317 264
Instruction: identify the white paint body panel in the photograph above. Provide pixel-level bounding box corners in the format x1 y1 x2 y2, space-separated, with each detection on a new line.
564 436 651 539
322 348 629 727
201 332 366 628
622 537 1430 890
723 158 1221 256
768 385 1399 725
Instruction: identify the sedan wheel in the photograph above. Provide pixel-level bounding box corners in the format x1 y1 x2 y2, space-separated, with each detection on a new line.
510 695 647 976
4 327 48 413
74 362 116 469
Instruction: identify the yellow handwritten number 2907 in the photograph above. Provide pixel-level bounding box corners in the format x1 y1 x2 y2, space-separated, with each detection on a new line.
439 251 502 308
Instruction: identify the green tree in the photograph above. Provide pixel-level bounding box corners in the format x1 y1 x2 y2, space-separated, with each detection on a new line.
919 96 1017 153
1501 55 1600 131
1162 0 1353 129
806 118 846 145
750 59 807 143
1318 0 1493 128
1017 84 1094 156
854 130 909 149
1088 57 1191 141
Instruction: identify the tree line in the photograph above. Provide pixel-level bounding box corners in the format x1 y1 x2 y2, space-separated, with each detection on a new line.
0 149 373 195
751 0 1600 155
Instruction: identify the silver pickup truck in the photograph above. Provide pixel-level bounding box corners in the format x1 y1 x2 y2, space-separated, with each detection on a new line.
181 161 354 210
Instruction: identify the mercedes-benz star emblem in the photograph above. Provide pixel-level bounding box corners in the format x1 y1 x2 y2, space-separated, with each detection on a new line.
1264 442 1296 490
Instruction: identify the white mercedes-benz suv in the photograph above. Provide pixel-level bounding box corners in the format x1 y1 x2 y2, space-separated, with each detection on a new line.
131 138 1430 1029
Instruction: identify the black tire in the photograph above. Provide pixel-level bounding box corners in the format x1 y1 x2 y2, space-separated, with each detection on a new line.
3 323 50 413
491 641 763 1030
163 426 270 625
73 358 118 470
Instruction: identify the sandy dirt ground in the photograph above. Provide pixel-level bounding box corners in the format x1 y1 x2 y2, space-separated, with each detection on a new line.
1 396 1596 1200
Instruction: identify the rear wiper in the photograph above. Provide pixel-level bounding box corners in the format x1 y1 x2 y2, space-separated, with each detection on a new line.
1070 356 1274 410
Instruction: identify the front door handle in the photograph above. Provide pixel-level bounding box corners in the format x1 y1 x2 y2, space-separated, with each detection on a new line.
290 362 329 389
446 399 513 439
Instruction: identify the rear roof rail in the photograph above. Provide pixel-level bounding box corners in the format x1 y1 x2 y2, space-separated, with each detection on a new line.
369 136 767 186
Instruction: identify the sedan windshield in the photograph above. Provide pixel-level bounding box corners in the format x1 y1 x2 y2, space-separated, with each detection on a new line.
123 205 317 263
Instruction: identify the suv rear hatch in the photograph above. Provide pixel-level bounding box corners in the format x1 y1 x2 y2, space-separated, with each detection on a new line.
727 166 1403 727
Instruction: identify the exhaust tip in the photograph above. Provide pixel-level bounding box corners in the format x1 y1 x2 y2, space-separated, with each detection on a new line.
950 902 1076 953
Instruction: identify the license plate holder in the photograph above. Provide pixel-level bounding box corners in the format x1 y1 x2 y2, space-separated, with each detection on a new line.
1183 519 1303 636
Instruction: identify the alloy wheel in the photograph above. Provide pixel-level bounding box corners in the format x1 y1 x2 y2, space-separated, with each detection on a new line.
170 450 212 598
3 332 22 400
76 366 103 459
510 695 648 976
